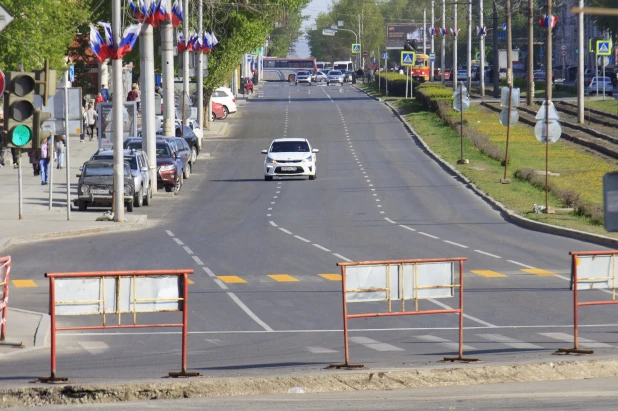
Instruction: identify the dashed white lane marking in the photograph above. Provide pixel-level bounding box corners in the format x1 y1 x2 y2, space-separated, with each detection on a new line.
313 244 331 252
173 238 184 245
268 208 272 210
369 184 374 187
202 267 216 277
443 240 468 248
475 250 501 259
192 256 204 265
333 253 352 262
366 180 371 182
375 199 380 202
269 221 278 227
276 191 280 193
429 298 497 327
380 211 385 214
371 188 375 191
294 235 311 243
273 196 278 198
507 260 534 268
377 205 382 208
267 214 272 217
279 228 293 235
183 246 194 255
307 346 338 354
539 332 612 348
228 292 274 332
384 218 396 224
215 279 228 289
349 336 404 352
419 232 439 239
166 230 174 237
415 335 475 350
271 202 276 204
399 225 416 232
477 334 542 349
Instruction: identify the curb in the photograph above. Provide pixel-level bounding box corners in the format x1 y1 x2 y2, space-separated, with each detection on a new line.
378 98 618 248
0 308 50 358
202 122 229 139
0 214 148 253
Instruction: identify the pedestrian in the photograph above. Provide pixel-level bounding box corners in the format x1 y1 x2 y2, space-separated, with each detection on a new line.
39 137 51 185
127 83 140 112
85 104 98 141
28 147 41 176
100 84 110 102
95 92 104 107
55 135 65 169
81 107 87 143
135 84 141 113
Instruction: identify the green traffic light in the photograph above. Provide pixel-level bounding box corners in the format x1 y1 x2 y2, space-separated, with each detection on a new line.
11 124 32 147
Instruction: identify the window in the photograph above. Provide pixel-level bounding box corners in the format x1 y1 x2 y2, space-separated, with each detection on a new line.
270 141 309 153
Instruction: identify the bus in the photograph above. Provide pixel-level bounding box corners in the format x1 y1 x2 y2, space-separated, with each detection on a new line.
317 61 331 71
263 57 318 81
333 60 353 72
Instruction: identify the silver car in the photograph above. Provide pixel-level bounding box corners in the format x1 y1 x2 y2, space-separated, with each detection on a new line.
295 71 312 85
313 71 327 82
327 70 344 85
91 148 153 207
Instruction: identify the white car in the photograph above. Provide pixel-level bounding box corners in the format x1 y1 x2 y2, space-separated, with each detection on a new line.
326 70 344 85
456 70 467 81
295 71 313 84
261 138 319 181
211 87 237 117
588 76 614 96
313 71 327 82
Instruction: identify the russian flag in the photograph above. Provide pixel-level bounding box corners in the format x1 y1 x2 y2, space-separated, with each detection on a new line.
171 0 183 28
210 32 218 47
153 0 168 26
89 24 112 63
98 21 113 48
177 33 186 53
202 33 211 53
195 35 203 53
116 23 142 59
145 0 157 26
186 32 197 52
129 0 141 19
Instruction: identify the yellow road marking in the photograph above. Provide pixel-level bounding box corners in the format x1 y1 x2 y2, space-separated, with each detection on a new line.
319 274 342 281
470 270 507 278
187 278 195 284
12 280 37 287
217 276 247 284
521 268 555 276
268 274 299 282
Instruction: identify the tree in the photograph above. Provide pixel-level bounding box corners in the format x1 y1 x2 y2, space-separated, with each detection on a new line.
268 8 309 57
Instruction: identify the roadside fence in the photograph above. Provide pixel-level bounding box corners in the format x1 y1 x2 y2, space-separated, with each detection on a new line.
328 257 478 369
0 256 10 341
558 250 618 355
38 268 199 383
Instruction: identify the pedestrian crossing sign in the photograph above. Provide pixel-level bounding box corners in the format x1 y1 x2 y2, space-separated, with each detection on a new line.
400 51 416 66
352 44 361 54
597 40 612 56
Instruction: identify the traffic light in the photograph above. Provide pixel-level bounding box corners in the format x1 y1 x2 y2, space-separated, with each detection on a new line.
34 61 57 107
3 72 36 149
33 110 51 149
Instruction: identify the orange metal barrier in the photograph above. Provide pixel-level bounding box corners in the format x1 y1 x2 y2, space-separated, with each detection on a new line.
0 256 10 342
38 269 198 383
558 250 618 355
328 257 478 369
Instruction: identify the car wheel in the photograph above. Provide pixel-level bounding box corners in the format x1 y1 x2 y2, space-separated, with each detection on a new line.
165 185 174 193
222 106 228 119
78 200 87 211
191 147 197 163
211 112 216 122
134 187 143 207
126 200 134 212
144 184 151 206
183 162 191 179
265 175 273 181
309 171 316 180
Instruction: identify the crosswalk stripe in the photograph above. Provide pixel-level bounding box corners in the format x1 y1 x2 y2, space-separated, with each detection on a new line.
11 280 37 287
349 336 404 352
470 270 507 278
539 332 613 348
217 276 247 284
319 274 342 281
477 334 542 349
268 274 299 282
78 341 110 354
416 335 476 350
521 268 555 276
307 346 338 353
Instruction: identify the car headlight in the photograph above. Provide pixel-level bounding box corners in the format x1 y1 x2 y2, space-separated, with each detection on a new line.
124 185 132 195
80 185 89 194
305 155 313 162
266 156 277 164
160 164 175 171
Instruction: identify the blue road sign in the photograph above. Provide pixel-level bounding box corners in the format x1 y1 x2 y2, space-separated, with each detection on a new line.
502 23 507 30
475 52 480 60
352 44 361 53
497 32 506 40
429 52 435 62
382 52 388 59
597 40 612 56
68 65 74 82
400 51 416 66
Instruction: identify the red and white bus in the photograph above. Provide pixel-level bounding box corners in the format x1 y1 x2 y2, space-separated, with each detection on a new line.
263 57 318 81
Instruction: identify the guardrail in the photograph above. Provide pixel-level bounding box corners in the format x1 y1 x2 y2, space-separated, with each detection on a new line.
328 257 478 369
558 250 618 355
0 256 10 341
38 268 198 383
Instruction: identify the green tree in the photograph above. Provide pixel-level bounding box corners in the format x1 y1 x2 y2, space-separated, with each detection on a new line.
268 9 309 57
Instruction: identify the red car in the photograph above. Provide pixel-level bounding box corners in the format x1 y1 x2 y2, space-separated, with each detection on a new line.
211 101 227 121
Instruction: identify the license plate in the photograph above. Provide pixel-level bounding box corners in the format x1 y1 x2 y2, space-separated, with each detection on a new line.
91 189 109 194
281 167 296 171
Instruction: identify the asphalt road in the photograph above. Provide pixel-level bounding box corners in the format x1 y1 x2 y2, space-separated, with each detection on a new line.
2 82 616 386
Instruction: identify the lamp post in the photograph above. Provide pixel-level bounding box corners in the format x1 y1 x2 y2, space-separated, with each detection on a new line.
331 27 359 69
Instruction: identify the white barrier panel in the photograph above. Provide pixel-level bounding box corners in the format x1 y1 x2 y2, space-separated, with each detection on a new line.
573 254 616 290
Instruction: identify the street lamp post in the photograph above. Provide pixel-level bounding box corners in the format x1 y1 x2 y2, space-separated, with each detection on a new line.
332 27 359 69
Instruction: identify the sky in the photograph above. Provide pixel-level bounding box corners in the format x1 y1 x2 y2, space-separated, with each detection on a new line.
294 0 332 57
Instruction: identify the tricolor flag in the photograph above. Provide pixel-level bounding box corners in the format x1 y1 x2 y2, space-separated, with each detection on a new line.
171 0 183 27
153 0 168 26
177 33 187 53
539 15 558 28
116 23 142 59
187 32 198 51
440 28 447 36
129 0 141 20
98 21 113 48
202 33 211 53
476 26 487 36
89 24 112 63
145 0 158 26
450 28 460 37
210 32 218 47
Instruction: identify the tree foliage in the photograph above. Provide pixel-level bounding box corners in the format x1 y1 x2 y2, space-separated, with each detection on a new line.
268 9 308 57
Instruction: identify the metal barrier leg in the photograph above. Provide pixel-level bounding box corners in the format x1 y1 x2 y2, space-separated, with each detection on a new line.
37 278 68 383
169 273 200 378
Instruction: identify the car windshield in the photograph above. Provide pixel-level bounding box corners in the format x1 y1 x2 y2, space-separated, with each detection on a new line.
92 155 138 170
329 71 341 75
84 163 130 177
270 141 310 153
297 71 309 76
126 141 172 158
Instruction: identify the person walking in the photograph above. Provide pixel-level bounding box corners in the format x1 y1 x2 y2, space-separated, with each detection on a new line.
28 148 40 176
100 84 110 102
85 104 97 141
127 83 140 112
39 137 51 185
55 135 65 169
95 92 104 108
81 106 87 143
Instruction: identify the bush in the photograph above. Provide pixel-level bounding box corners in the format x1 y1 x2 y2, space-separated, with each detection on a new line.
500 78 546 90
415 83 454 111
376 73 420 97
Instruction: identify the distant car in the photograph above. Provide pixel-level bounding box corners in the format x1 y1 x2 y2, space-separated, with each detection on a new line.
313 71 327 82
295 71 313 85
211 87 237 117
456 70 467 81
124 137 183 193
344 71 354 83
326 70 344 85
443 68 452 80
90 149 152 208
77 160 135 212
162 136 193 179
211 101 226 121
261 138 319 181
174 124 200 163
588 76 614 96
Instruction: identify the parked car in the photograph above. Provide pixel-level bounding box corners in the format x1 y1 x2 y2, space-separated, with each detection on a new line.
124 137 183 193
456 70 467 81
295 70 313 85
588 76 614 96
174 124 200 163
77 160 135 212
211 87 237 117
312 71 327 82
326 70 344 85
162 136 193 179
344 71 354 83
261 137 319 181
443 68 452 80
90 149 152 208
212 101 226 121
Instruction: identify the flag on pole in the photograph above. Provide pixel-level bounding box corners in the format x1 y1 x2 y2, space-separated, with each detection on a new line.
98 21 113 48
89 24 112 62
539 15 558 28
440 28 447 36
116 23 142 58
145 0 158 26
129 0 141 20
177 33 187 53
171 0 183 27
153 0 168 26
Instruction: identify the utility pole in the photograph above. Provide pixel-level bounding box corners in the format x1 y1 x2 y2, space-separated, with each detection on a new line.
441 0 446 84
544 0 553 211
453 2 458 90
358 13 362 68
423 9 427 55
140 0 156 194
527 0 534 105
492 0 499 97
577 0 584 123
480 0 485 96
112 0 124 221
161 20 174 136
197 0 204 142
182 0 189 126
431 0 435 81
467 0 472 92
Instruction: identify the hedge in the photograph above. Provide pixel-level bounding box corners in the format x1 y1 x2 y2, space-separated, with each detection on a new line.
376 73 420 97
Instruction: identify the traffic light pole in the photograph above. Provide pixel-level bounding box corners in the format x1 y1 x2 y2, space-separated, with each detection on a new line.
17 150 23 220
64 70 71 221
112 0 124 222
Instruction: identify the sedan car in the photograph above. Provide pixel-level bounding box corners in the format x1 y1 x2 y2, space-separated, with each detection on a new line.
295 71 313 85
588 76 614 96
124 137 183 193
456 70 467 81
77 160 134 212
261 138 319 181
344 71 354 83
313 71 327 82
211 87 237 117
326 70 344 85
162 136 193 179
211 101 226 121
